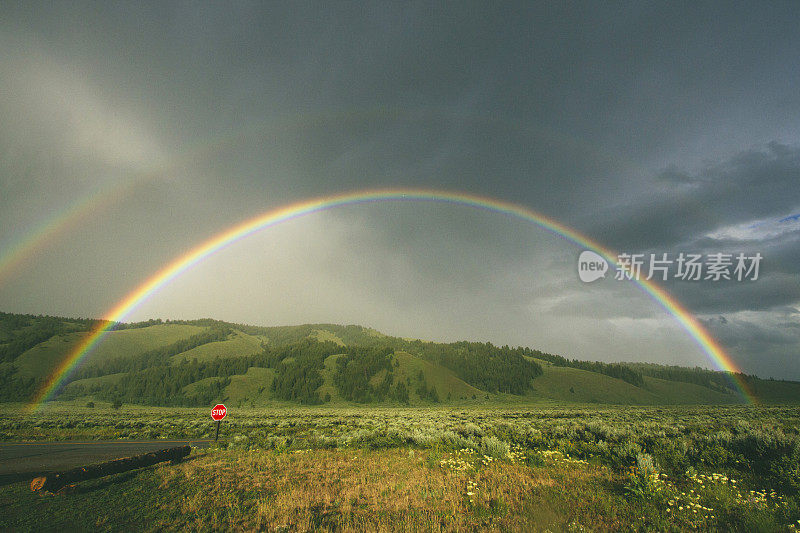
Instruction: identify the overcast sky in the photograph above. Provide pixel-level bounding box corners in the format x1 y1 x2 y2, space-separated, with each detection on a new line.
1 2 798 378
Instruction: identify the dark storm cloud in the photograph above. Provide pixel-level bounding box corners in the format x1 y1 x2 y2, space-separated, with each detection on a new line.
704 310 800 380
593 143 800 251
707 316 799 347
669 274 800 315
585 143 800 318
1 2 799 377
7 1 798 213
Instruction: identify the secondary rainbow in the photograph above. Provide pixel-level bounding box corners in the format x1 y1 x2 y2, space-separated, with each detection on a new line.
27 188 754 410
0 188 118 287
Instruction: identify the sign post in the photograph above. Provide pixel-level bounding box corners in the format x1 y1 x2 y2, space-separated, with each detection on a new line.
211 404 227 442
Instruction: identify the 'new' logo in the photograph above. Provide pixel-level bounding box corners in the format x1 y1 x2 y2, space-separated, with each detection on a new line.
578 251 608 282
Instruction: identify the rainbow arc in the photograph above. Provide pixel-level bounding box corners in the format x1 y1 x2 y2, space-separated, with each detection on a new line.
26 188 754 411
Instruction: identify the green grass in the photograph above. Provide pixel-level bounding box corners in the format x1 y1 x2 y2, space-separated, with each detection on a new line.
14 324 205 380
169 330 263 363
307 329 345 346
12 332 85 379
392 351 483 402
747 378 800 404
63 373 127 394
642 375 741 404
181 375 228 398
182 367 276 407
527 361 742 405
317 353 346 403
223 367 275 406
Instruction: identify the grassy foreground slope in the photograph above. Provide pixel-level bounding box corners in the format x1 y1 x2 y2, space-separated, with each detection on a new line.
0 447 640 531
2 404 799 532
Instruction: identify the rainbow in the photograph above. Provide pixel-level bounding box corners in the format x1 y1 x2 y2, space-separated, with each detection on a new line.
0 106 639 289
26 188 754 410
0 186 129 287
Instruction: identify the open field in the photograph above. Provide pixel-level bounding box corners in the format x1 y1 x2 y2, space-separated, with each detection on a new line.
1 404 799 531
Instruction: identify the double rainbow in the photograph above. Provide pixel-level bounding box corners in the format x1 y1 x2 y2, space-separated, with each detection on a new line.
26 188 753 410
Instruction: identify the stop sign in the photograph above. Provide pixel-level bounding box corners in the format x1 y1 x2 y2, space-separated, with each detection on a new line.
211 404 227 421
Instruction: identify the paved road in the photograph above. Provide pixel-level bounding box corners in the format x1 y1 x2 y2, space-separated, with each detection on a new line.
0 440 212 485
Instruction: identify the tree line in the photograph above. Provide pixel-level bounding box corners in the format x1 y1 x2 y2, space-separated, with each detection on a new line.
267 340 344 404
334 346 395 403
0 312 99 363
410 341 543 394
73 326 234 379
623 363 737 392
530 349 645 387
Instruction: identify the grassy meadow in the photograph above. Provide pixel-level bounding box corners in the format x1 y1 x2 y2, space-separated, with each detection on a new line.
2 403 800 531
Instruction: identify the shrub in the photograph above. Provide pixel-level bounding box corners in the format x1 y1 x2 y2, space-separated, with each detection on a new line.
479 436 510 459
624 453 662 499
636 452 658 479
460 423 484 437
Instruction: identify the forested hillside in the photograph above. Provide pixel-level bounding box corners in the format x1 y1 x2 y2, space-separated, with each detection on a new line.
1 311 798 407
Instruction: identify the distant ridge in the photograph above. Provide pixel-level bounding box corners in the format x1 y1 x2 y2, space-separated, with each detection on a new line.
1 311 798 407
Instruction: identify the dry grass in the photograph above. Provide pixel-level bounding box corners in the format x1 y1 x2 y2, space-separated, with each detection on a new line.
155 448 612 532
4 405 799 531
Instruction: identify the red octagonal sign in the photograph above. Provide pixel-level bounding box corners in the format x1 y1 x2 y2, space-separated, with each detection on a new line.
211 404 227 421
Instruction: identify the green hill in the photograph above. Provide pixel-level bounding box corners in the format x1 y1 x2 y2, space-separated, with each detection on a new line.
14 324 205 380
253 323 386 347
62 372 126 395
317 353 346 403
181 366 276 407
170 330 264 363
392 351 482 402
526 360 740 405
1 311 798 407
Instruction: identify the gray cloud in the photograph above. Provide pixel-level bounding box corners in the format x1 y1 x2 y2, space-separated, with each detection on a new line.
584 143 800 320
704 310 800 380
594 143 800 251
1 2 799 378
